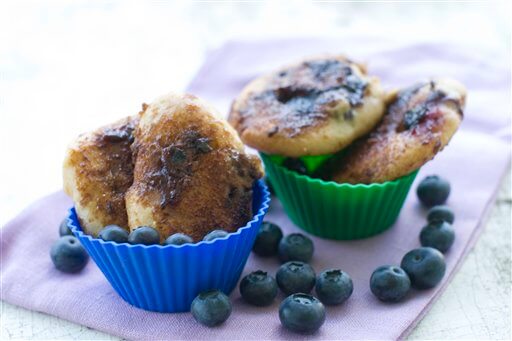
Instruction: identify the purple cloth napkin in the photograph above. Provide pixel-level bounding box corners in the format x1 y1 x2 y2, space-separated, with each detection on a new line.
1 38 510 340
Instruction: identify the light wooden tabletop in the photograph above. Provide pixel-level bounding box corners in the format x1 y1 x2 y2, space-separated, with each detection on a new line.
1 2 510 339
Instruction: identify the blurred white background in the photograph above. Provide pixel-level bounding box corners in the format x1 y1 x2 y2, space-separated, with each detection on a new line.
0 1 509 225
0 1 510 339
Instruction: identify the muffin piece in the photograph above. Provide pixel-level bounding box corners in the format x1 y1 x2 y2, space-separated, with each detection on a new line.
229 55 386 157
63 116 138 236
320 79 466 184
125 93 263 241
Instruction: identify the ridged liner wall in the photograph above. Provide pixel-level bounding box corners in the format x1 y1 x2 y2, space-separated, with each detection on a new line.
261 154 418 240
67 180 270 313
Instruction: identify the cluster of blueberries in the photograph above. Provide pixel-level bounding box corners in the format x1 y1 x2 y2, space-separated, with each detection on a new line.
370 175 455 302
191 224 351 333
51 173 455 334
51 221 232 273
96 225 231 245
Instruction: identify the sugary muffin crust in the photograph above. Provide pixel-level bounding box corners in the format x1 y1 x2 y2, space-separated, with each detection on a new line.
125 93 263 241
318 78 466 184
63 116 138 236
229 55 386 157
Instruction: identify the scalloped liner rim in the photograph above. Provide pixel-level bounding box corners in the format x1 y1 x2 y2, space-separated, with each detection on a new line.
260 153 419 189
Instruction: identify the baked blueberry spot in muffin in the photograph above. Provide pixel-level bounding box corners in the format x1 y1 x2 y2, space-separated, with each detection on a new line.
143 129 215 208
403 105 429 130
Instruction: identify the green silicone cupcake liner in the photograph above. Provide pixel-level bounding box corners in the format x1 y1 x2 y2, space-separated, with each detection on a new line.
261 153 418 240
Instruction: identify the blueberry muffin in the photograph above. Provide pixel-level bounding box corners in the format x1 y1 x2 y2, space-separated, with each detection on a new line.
228 55 386 157
63 116 138 236
125 93 263 241
318 79 466 183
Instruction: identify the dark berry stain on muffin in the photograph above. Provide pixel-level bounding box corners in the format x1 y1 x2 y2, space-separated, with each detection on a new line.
403 105 429 130
306 59 348 79
102 123 136 144
239 59 368 137
142 128 214 208
274 86 313 104
342 75 368 106
394 82 464 132
267 125 279 137
390 82 427 116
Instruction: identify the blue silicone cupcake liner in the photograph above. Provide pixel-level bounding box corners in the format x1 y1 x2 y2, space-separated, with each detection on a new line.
67 179 270 313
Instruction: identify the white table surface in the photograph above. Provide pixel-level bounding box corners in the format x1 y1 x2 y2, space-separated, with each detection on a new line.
1 2 510 340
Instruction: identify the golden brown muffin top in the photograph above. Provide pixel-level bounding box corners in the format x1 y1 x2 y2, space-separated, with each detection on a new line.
229 55 386 157
318 79 466 184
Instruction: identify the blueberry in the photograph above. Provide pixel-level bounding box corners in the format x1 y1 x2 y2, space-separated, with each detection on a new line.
203 229 229 242
98 225 129 243
370 266 411 302
253 222 283 257
283 158 308 175
191 290 232 327
279 293 326 334
164 233 193 246
59 218 73 236
417 175 450 207
239 270 278 306
315 269 353 305
427 205 455 224
50 236 89 273
127 226 160 245
276 261 316 295
420 221 455 253
278 233 314 263
401 247 446 289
